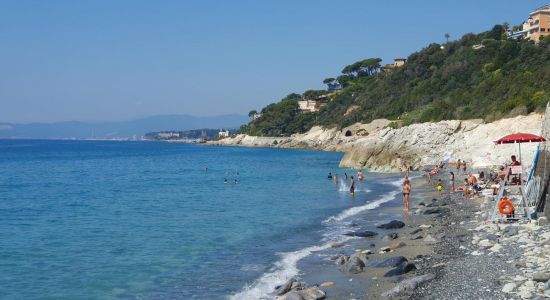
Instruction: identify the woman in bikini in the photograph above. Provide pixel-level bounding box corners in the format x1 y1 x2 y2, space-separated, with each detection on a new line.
402 178 411 211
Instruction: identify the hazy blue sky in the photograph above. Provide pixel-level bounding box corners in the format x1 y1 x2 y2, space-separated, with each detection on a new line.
0 0 545 123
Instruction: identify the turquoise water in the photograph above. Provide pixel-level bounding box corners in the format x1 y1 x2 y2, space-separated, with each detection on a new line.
0 140 401 299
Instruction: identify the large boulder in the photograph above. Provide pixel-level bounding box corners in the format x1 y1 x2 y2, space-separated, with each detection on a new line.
344 230 378 238
377 220 405 229
384 262 417 277
341 253 366 274
278 291 305 300
299 287 326 300
276 278 296 296
381 273 435 297
371 256 408 268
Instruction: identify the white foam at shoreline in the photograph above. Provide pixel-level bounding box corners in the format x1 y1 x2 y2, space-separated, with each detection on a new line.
323 190 399 223
229 242 336 300
230 177 404 299
325 178 402 223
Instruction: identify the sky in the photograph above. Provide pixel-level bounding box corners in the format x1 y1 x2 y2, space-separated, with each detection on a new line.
0 0 546 123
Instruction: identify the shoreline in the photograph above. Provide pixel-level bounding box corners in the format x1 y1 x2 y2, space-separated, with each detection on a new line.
268 167 550 299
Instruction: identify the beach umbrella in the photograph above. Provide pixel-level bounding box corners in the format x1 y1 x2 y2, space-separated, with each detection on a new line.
494 133 546 164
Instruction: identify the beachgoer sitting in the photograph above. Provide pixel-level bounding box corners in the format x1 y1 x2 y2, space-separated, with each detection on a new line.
468 173 478 193
510 155 521 166
463 178 470 197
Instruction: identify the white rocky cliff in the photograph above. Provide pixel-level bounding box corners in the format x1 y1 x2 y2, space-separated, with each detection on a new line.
210 114 544 172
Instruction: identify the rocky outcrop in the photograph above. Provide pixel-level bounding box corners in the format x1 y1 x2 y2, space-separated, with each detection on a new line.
210 114 542 172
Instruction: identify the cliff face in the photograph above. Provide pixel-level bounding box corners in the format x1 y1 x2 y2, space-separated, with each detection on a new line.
210 114 543 172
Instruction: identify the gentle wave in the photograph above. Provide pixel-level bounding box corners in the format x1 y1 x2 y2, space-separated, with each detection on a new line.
229 242 336 300
230 177 405 299
323 190 399 223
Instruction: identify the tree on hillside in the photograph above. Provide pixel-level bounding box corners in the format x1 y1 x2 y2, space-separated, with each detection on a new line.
341 58 382 77
248 110 258 118
323 78 335 84
445 33 450 43
336 75 352 87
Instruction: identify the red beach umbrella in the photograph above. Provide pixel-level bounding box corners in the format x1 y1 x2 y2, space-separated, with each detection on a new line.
494 133 546 144
494 133 546 165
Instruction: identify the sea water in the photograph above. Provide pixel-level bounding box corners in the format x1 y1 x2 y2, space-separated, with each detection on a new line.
0 140 403 299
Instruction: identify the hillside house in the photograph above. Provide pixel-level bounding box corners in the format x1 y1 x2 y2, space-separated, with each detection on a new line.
298 94 329 113
508 4 550 42
381 58 407 72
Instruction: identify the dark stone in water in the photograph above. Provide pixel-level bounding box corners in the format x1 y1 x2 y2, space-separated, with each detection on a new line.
426 203 438 207
382 232 399 241
377 220 405 229
344 230 378 238
276 278 295 296
384 262 417 277
411 235 423 240
410 228 423 235
372 256 408 268
370 243 376 247
418 202 426 206
350 223 360 227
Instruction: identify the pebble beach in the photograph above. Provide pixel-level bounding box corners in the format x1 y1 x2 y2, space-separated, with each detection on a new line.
274 172 550 300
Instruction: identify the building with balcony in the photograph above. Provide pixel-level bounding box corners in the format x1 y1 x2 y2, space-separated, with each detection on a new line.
508 4 550 42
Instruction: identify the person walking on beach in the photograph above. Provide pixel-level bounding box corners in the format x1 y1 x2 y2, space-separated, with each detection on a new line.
449 171 455 193
402 178 411 210
350 176 355 195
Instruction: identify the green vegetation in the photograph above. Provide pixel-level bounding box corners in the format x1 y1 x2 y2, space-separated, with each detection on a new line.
240 25 550 136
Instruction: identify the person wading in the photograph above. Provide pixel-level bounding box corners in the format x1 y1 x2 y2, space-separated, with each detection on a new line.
350 176 355 195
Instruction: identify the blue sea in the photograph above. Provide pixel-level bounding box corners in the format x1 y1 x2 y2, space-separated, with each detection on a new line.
0 140 403 299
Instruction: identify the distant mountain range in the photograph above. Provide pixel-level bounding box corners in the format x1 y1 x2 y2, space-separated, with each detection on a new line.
0 114 248 139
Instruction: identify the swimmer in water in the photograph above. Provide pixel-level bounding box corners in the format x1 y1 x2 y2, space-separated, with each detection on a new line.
350 176 355 195
328 172 333 179
357 170 364 181
224 178 228 184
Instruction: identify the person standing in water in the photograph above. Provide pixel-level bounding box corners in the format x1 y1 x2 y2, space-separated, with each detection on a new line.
357 170 364 181
350 176 355 195
344 173 348 180
402 178 411 210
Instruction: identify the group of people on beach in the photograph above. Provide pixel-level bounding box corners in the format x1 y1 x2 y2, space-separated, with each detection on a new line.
421 155 522 200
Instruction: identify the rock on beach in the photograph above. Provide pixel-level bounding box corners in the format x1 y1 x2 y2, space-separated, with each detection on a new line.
377 220 405 229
